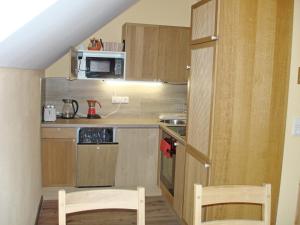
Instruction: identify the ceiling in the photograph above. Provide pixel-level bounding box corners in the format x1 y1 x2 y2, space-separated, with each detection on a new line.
0 0 137 70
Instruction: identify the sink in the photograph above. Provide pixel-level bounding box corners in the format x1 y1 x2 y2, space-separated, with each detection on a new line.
160 119 186 125
166 125 186 137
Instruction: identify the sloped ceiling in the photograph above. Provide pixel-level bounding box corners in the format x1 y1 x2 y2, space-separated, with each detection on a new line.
0 0 137 70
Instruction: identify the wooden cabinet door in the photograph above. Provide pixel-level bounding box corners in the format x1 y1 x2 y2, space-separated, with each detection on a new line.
77 144 119 187
42 138 76 186
157 26 190 83
191 0 218 44
182 148 209 225
122 23 159 81
115 128 159 194
187 42 215 157
173 142 186 218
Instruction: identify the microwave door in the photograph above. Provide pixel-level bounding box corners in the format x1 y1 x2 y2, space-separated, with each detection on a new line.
86 57 115 78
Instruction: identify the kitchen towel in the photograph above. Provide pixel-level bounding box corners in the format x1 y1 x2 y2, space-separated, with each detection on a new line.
160 139 171 158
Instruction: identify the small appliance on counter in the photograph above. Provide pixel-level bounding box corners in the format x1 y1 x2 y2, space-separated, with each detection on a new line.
43 105 56 122
62 99 79 119
87 99 101 119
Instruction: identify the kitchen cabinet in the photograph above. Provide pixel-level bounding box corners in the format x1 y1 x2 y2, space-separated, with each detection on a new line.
187 42 215 157
173 142 186 218
41 128 76 186
115 127 160 195
191 0 218 44
122 23 190 83
157 26 190 83
185 0 293 224
182 146 209 225
122 24 159 81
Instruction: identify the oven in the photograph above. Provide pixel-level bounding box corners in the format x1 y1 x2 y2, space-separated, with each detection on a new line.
160 131 177 196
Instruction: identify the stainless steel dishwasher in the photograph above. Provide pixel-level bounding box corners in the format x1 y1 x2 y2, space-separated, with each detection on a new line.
76 127 118 187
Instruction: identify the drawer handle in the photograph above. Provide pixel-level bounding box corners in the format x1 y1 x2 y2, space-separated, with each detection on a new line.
211 36 218 41
97 147 100 150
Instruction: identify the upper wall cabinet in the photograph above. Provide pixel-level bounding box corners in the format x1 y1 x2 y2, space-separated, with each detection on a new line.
122 24 159 81
191 0 218 44
122 23 190 83
157 26 190 83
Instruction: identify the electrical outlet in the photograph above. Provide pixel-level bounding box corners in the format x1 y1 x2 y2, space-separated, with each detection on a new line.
112 96 129 104
292 118 300 136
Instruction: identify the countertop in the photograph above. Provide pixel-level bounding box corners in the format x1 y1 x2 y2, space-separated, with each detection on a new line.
41 118 186 144
41 118 160 128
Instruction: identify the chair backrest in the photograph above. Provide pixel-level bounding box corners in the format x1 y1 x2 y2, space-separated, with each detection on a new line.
58 187 145 225
193 184 271 225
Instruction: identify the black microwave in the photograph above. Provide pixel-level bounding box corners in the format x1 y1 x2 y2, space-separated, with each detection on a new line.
71 50 126 80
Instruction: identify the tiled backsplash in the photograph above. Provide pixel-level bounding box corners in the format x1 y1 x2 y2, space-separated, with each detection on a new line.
42 78 187 118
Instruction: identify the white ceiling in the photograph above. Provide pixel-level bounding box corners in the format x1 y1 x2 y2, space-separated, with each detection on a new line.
0 0 137 69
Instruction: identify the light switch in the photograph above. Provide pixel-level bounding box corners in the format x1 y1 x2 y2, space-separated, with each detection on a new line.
292 118 300 136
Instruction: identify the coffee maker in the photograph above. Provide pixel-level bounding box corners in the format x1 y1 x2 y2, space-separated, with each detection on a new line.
87 100 101 119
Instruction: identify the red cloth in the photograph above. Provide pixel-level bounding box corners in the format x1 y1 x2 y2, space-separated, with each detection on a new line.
160 139 171 158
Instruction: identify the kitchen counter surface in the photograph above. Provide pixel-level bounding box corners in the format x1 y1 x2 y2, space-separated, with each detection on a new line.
41 118 186 144
41 118 160 128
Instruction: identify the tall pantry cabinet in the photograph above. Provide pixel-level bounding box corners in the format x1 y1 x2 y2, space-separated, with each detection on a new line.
183 0 293 224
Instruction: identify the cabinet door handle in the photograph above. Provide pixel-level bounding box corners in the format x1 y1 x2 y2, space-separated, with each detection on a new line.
204 163 210 168
211 36 218 41
186 65 191 70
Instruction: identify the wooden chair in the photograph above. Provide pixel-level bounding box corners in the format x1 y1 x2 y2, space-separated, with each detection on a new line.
193 184 271 225
58 187 145 225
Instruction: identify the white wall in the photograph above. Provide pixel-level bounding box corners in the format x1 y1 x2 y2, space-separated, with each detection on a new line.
276 0 300 224
0 68 42 225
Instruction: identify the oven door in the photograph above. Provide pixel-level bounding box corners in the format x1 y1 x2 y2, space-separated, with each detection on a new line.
160 137 176 196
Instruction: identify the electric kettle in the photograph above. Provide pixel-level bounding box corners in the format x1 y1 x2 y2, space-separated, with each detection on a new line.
62 99 79 119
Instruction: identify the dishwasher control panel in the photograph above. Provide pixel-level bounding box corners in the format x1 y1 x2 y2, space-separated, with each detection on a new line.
77 127 116 144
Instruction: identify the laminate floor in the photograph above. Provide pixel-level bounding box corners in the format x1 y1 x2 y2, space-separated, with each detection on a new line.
38 196 182 225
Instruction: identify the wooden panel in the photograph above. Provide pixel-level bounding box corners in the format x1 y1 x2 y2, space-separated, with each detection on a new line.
207 0 293 223
194 185 271 225
201 185 271 206
76 144 119 187
157 26 190 83
296 184 300 225
187 43 215 156
122 23 159 81
115 128 159 191
42 138 76 186
173 143 186 218
191 0 217 43
298 67 300 84
182 150 209 225
41 127 77 139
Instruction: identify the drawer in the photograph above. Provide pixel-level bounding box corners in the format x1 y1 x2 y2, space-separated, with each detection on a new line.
41 128 77 139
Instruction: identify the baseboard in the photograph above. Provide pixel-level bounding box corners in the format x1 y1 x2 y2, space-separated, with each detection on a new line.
34 196 43 225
